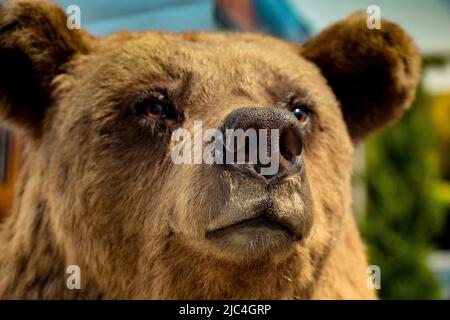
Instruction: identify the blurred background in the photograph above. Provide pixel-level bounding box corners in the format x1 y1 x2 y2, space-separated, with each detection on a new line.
0 0 449 299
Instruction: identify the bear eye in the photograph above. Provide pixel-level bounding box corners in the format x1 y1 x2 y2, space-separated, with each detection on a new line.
133 94 177 121
145 102 165 119
293 107 310 124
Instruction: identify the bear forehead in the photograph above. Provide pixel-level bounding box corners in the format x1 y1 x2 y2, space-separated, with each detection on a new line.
66 31 331 113
85 31 320 84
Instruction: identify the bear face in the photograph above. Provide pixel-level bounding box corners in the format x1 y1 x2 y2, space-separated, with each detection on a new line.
0 0 421 299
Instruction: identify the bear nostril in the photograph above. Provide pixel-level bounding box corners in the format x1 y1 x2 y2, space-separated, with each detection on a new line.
280 127 303 163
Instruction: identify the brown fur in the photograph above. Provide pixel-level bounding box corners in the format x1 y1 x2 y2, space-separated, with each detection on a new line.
0 0 421 299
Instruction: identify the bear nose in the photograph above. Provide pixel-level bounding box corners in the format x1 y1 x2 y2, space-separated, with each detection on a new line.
221 107 304 181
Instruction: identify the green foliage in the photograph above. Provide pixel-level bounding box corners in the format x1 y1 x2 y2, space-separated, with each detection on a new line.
361 87 446 299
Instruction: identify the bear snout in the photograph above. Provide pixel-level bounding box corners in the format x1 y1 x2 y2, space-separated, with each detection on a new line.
220 107 304 183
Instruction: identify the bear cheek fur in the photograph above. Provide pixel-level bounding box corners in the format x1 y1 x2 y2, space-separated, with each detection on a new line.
33 65 177 297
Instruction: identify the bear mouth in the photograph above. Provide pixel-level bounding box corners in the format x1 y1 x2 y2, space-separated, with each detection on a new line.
204 208 305 257
206 215 299 239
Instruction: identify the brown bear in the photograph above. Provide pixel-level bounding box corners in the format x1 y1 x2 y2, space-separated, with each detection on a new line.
0 0 420 299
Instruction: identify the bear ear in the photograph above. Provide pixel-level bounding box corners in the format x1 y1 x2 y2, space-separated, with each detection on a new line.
0 0 90 135
301 12 421 142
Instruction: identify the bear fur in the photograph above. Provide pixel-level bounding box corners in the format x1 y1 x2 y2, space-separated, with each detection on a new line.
0 0 421 299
